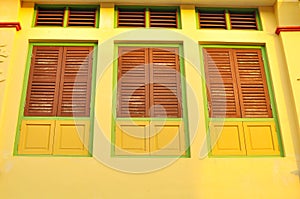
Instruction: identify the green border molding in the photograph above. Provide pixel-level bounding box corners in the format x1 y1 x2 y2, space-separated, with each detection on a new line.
33 4 100 28
13 42 98 157
114 5 181 29
111 43 190 157
199 44 283 157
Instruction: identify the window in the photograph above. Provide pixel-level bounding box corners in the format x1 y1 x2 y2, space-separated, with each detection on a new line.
197 8 261 30
114 46 188 156
17 45 95 155
116 6 180 28
35 5 99 27
202 47 281 156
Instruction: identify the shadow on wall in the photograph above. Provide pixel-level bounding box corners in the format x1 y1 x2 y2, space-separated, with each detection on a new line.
0 44 8 82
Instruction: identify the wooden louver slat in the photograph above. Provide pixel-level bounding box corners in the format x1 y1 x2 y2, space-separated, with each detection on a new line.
199 10 226 29
25 46 93 117
117 47 182 118
203 48 241 118
35 8 65 26
233 49 272 118
58 47 93 117
149 10 178 28
68 8 97 27
117 9 146 27
25 46 63 116
229 11 258 30
203 48 272 118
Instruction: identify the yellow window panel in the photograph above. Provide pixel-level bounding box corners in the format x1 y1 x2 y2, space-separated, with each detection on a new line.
18 120 55 154
210 121 246 156
53 120 90 155
115 121 150 155
150 121 186 156
243 121 280 155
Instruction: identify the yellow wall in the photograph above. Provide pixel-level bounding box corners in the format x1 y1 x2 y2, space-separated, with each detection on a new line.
1 1 300 199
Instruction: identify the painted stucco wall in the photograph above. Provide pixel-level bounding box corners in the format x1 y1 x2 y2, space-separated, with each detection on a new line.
1 1 300 198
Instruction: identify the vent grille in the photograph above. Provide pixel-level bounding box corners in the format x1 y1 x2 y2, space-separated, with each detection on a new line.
68 8 97 27
149 10 177 28
230 11 257 30
198 10 226 29
117 9 146 27
36 8 65 26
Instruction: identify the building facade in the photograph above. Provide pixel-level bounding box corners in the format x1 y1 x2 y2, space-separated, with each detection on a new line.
1 0 300 198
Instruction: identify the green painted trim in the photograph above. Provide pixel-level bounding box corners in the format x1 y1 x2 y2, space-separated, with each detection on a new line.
199 44 284 157
14 42 97 157
116 43 182 48
113 154 190 158
256 9 263 31
145 8 150 28
195 8 200 29
32 5 38 27
95 6 100 28
63 7 69 27
14 154 92 157
261 47 284 157
111 43 190 157
225 9 231 30
13 44 34 155
207 155 281 158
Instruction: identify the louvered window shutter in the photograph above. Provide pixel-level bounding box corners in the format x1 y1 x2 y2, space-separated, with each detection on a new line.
233 49 272 118
35 8 65 26
198 10 227 29
57 47 93 117
149 9 177 28
229 11 258 30
203 48 241 118
68 8 97 27
117 48 149 117
117 8 146 27
149 48 181 117
25 46 63 116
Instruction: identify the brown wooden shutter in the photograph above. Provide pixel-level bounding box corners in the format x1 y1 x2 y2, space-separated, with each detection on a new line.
149 48 182 117
35 8 65 26
68 8 97 27
24 46 63 116
57 46 93 117
233 49 272 118
117 8 146 27
198 10 227 29
149 9 177 28
203 48 241 118
229 11 257 30
117 48 149 117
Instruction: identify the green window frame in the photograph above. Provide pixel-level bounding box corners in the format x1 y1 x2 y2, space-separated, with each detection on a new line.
200 45 283 157
14 43 98 156
196 8 262 30
115 6 182 29
112 43 189 157
33 5 100 28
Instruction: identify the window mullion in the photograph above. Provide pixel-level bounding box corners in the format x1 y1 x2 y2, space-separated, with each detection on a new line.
56 47 67 116
225 9 231 30
146 48 152 117
63 7 69 27
145 8 150 28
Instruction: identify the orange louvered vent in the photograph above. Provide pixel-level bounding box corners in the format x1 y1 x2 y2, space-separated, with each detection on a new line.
149 9 178 28
117 9 146 27
68 8 97 27
229 11 257 30
198 10 226 29
35 8 65 26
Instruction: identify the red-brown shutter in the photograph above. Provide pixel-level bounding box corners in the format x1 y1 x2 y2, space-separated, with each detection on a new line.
198 10 227 29
203 48 241 118
35 8 65 26
68 8 97 27
117 48 149 117
24 46 63 116
149 48 182 117
229 11 258 30
117 9 146 27
233 49 272 118
149 9 177 28
57 46 93 117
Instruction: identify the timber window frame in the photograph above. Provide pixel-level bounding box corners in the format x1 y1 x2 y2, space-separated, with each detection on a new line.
196 8 262 30
15 43 97 156
34 5 99 28
115 6 181 29
113 44 189 157
201 45 283 156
